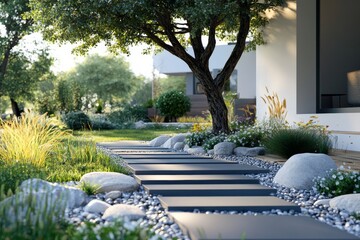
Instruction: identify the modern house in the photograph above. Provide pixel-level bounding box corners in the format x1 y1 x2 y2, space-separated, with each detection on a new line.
154 0 360 151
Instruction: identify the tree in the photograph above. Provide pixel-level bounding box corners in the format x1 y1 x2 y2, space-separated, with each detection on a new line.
2 50 54 116
0 0 34 94
30 0 285 133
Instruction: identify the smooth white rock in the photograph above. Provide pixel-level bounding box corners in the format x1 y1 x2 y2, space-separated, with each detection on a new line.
183 144 190 151
161 134 187 148
80 172 139 193
102 204 145 221
105 191 122 199
134 121 146 129
84 199 111 213
214 142 236 155
149 135 170 147
187 146 206 154
330 194 360 213
314 199 331 206
207 149 215 155
173 142 185 150
273 153 337 190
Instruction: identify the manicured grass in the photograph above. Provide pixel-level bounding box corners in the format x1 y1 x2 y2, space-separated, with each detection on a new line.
74 128 189 142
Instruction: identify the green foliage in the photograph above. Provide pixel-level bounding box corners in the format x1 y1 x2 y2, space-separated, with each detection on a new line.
88 114 117 130
0 163 46 194
62 111 92 130
56 77 82 113
155 91 190 121
263 128 332 159
46 139 127 182
227 125 265 148
185 131 214 148
0 113 67 167
314 170 360 197
107 105 148 128
78 181 100 195
203 133 227 151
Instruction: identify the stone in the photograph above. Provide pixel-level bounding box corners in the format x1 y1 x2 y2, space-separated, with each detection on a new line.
187 146 206 154
207 149 215 155
102 204 145 221
80 172 139 193
173 142 185 150
314 199 331 206
105 191 122 199
234 147 266 156
214 142 236 155
149 135 171 147
330 194 360 213
161 134 187 148
183 144 190 151
84 199 111 214
273 153 337 190
134 120 146 129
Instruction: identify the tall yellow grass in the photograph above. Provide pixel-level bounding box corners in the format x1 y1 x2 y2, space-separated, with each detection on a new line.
0 113 67 167
261 87 287 121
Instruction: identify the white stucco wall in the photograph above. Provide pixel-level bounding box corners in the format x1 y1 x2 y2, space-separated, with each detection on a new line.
256 0 360 151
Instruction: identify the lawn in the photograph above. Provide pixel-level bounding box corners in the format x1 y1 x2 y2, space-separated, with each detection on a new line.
74 128 190 142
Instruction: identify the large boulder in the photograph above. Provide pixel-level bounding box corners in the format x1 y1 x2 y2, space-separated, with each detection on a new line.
187 146 206 154
149 135 170 147
173 142 185 151
161 134 187 148
330 194 360 213
273 153 337 190
102 204 145 221
84 199 111 214
214 142 236 155
234 147 266 157
80 172 139 193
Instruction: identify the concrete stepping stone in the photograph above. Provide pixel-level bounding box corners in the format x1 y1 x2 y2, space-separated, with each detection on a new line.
169 212 359 240
159 196 300 212
125 158 236 165
119 154 211 159
97 141 149 147
135 174 259 185
142 184 275 196
109 149 173 152
128 164 269 175
116 152 189 155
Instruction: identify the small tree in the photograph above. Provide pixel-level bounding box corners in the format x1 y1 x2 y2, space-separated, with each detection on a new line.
156 91 190 122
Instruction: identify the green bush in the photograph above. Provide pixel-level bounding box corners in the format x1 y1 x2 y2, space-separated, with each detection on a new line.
155 90 190 121
227 125 265 148
314 169 360 197
0 163 46 195
185 131 214 147
63 111 92 130
108 105 148 128
203 133 227 151
88 114 116 130
263 128 332 158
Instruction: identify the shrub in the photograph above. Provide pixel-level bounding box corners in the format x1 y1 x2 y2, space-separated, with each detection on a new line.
314 169 360 197
108 105 148 128
227 125 265 148
63 111 92 130
88 114 116 130
263 128 332 158
185 130 214 147
0 163 46 193
155 90 190 121
0 113 67 167
203 133 227 151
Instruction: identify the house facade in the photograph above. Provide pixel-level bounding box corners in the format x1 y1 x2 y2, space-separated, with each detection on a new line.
257 0 360 151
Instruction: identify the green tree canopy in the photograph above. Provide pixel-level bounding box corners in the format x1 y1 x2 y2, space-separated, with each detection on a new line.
30 0 285 132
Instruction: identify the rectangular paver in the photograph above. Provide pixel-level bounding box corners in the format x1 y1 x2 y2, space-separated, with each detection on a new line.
159 196 300 212
170 212 359 240
128 164 269 175
134 174 259 185
143 184 275 196
125 158 236 165
116 152 190 155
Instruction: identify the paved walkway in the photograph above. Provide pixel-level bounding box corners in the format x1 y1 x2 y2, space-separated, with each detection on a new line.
99 141 359 240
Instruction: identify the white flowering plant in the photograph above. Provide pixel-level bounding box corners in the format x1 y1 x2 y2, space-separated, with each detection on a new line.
226 125 266 148
203 133 228 151
185 130 214 147
314 169 360 197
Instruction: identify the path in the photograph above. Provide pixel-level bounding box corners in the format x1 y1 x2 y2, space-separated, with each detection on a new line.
99 141 359 240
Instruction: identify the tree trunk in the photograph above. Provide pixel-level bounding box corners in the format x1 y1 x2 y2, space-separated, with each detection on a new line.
10 98 22 117
205 87 230 134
